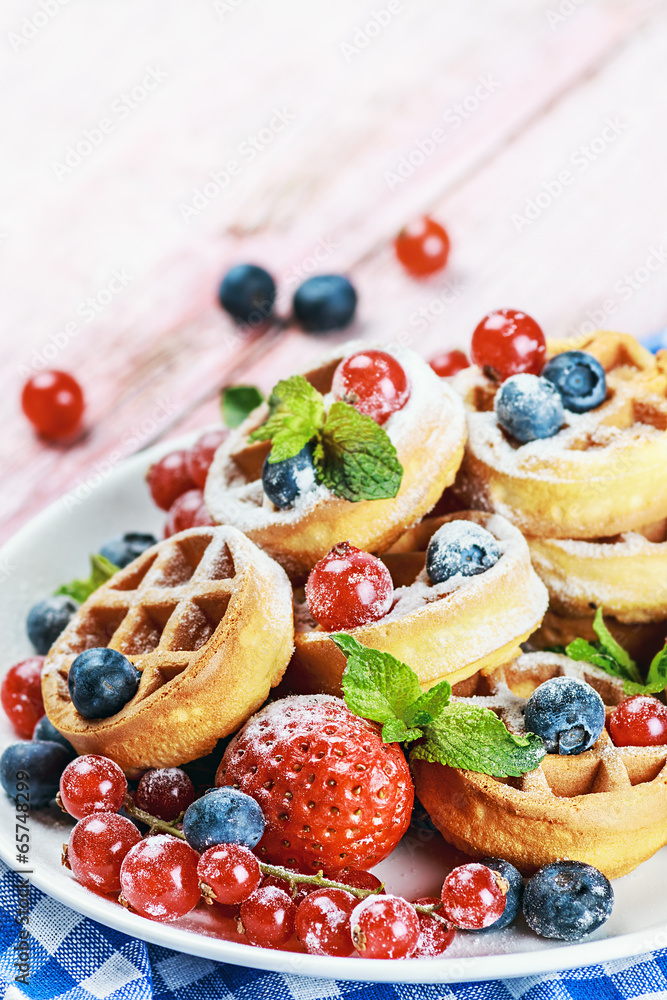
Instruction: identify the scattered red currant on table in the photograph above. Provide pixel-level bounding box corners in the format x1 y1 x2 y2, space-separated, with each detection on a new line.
331 349 410 425
65 812 141 894
429 349 470 378
471 308 546 381
440 862 508 929
350 893 420 959
609 695 667 746
59 754 127 820
305 541 393 631
119 835 201 921
21 371 84 439
394 217 450 276
1 657 45 737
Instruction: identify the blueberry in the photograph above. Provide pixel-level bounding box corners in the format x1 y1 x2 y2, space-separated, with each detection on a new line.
27 595 79 655
524 676 605 755
426 520 501 585
523 861 613 940
262 443 317 509
293 275 357 333
218 264 276 325
473 858 524 931
542 351 607 413
68 647 141 720
32 716 76 758
99 532 157 569
183 787 264 853
1 740 73 809
495 374 564 443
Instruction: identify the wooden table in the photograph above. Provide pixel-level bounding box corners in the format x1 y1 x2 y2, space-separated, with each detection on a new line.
1 0 665 543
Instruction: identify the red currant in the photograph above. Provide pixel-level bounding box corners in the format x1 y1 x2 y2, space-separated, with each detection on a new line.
59 754 127 820
305 541 393 631
394 217 450 277
411 896 455 957
440 862 507 929
197 844 261 906
350 893 419 959
327 868 385 894
609 695 667 747
120 834 201 921
67 812 141 894
164 489 213 537
429 349 470 378
471 309 546 381
187 429 228 488
295 887 356 957
239 885 296 948
21 371 84 439
147 451 197 511
1 657 45 737
331 350 410 425
135 768 195 821
261 875 313 907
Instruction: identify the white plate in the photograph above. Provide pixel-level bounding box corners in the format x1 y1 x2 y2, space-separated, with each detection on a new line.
1 434 667 985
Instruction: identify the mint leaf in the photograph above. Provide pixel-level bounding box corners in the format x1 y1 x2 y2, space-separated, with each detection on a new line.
315 401 403 502
404 679 452 728
592 608 641 683
622 646 667 696
55 554 119 603
333 633 421 724
411 703 546 777
381 718 423 744
248 375 324 462
564 637 629 679
221 385 264 428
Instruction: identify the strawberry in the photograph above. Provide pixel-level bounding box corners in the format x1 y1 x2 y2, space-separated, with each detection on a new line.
215 695 414 872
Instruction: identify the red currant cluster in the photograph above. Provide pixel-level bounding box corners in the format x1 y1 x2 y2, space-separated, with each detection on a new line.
57 751 519 958
146 429 227 536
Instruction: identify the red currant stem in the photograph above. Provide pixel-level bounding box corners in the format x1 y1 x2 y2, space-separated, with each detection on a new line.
122 798 451 924
123 797 187 837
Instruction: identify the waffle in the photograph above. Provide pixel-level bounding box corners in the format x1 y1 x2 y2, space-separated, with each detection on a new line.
412 652 667 879
452 332 667 538
42 526 294 775
287 511 548 696
204 341 466 580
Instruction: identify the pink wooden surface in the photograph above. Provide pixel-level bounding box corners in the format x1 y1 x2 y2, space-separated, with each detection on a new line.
1 0 665 542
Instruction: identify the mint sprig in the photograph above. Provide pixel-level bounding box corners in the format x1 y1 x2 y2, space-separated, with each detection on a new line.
221 385 264 428
565 608 667 695
55 553 120 603
247 374 403 502
331 633 545 777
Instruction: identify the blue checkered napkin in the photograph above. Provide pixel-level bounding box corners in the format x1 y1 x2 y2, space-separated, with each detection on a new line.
1 861 665 1000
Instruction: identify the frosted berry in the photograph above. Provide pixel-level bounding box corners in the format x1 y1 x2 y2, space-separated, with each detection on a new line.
440 862 508 930
147 450 197 510
331 349 410 425
182 787 265 854
240 885 296 948
426 520 501 585
1 657 45 737
67 812 141 893
295 887 356 956
395 217 450 276
120 835 201 921
27 595 78 655
495 374 564 443
471 309 546 381
350 894 419 959
609 695 667 747
197 843 261 905
22 370 84 439
412 896 455 957
305 541 393 631
59 754 127 820
430 349 469 377
135 768 195 821
525 676 605 755
523 861 613 940
164 489 213 537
